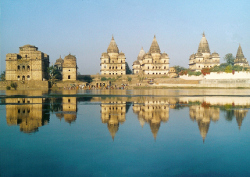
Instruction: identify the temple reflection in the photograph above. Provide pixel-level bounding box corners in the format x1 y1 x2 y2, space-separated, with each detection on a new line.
3 91 250 141
189 104 220 142
133 97 170 140
5 90 50 133
55 90 78 124
100 97 129 140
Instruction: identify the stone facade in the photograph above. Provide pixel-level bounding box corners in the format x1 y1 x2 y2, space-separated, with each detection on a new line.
100 36 126 75
5 44 49 81
189 33 220 71
234 44 249 67
132 36 170 75
62 54 77 81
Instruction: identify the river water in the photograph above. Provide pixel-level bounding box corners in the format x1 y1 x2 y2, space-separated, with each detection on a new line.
1 89 250 176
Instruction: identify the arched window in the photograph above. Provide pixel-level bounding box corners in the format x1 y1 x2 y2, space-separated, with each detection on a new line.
68 75 70 79
27 65 30 71
17 65 20 70
22 66 25 70
27 75 30 79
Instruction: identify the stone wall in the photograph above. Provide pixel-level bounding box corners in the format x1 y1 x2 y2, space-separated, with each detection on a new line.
180 74 204 80
204 71 250 80
0 81 48 90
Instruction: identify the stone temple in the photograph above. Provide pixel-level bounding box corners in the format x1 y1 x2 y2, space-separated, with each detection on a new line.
189 33 220 71
100 36 126 75
5 44 49 81
234 44 249 68
132 35 170 75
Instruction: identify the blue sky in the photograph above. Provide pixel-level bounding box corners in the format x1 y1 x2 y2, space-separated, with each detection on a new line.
1 0 249 74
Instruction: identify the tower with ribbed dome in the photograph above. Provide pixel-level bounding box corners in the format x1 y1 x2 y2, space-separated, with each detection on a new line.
132 35 170 75
100 36 126 75
234 44 249 68
189 32 220 71
62 54 77 81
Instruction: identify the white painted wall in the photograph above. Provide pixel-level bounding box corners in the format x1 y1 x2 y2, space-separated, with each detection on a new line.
204 71 250 80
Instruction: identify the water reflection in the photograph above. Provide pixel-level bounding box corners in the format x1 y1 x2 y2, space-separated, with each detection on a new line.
133 98 170 139
5 97 50 133
2 91 250 141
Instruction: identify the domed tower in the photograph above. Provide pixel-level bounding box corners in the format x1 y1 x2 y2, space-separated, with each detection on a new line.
100 36 126 75
132 47 145 74
62 54 77 81
189 32 220 71
234 44 249 67
54 55 64 73
139 35 170 75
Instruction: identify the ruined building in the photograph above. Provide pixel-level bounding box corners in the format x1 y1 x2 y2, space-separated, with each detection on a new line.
5 44 49 81
189 33 220 71
100 36 126 75
234 44 249 68
62 54 77 81
132 36 170 75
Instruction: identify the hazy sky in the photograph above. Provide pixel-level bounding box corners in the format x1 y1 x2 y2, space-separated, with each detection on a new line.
1 0 250 74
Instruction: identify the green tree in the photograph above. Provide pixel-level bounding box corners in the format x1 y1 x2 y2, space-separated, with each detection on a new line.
225 65 233 73
224 53 235 66
173 65 187 75
125 62 132 74
0 71 5 81
47 66 62 85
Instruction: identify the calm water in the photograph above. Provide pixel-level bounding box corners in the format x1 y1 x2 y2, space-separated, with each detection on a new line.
1 89 250 177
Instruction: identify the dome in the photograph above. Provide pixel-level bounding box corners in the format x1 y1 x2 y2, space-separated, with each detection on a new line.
197 32 210 53
149 35 161 53
212 52 219 57
133 60 140 65
101 52 110 58
22 44 36 48
63 54 76 67
64 54 76 60
190 53 195 59
107 36 119 53
118 52 125 58
161 52 169 59
55 56 64 65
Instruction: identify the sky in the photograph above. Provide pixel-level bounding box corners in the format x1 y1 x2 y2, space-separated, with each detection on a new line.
1 0 250 74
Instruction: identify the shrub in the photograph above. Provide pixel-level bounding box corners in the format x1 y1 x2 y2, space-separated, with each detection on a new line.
101 77 107 81
10 82 18 90
225 65 232 73
201 68 210 75
6 86 11 90
127 77 132 82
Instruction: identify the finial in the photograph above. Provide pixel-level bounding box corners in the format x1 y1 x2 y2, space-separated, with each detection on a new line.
112 34 114 40
202 32 205 37
154 34 156 38
141 46 143 50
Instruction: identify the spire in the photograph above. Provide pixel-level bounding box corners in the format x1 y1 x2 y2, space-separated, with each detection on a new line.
137 47 146 60
197 32 210 53
107 35 119 53
149 35 161 54
150 122 160 140
236 44 245 59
